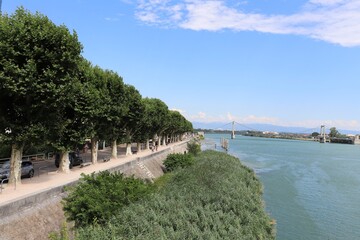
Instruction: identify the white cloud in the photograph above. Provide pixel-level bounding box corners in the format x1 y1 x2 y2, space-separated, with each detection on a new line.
309 0 347 6
227 112 234 121
187 111 227 122
191 111 207 120
105 17 120 22
187 112 280 124
170 108 186 115
291 119 360 130
135 0 360 47
241 115 280 125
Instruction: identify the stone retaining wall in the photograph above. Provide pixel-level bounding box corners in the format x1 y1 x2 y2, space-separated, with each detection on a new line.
0 141 188 240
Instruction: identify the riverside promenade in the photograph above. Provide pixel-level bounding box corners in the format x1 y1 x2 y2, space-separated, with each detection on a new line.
0 140 189 208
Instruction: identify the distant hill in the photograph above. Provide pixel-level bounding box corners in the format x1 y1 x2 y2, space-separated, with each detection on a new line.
192 122 360 135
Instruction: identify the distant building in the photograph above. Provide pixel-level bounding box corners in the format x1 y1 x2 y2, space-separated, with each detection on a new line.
354 135 360 145
262 131 279 135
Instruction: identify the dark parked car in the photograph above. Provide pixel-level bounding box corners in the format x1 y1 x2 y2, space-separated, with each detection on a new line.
0 160 35 180
55 152 83 169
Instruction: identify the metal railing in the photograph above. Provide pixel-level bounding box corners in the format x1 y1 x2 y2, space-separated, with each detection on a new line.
0 178 8 193
0 153 49 163
22 153 46 161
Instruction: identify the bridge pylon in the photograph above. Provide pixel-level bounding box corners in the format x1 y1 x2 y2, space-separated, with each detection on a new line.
319 125 326 143
231 121 236 139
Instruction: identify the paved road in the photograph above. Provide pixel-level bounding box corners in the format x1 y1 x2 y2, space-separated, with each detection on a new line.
0 141 189 205
26 145 134 180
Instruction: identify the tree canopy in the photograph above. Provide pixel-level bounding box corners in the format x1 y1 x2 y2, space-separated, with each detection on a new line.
329 127 341 138
0 7 83 181
0 7 193 183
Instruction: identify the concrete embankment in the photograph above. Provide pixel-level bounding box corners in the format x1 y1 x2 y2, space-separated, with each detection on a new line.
0 141 188 240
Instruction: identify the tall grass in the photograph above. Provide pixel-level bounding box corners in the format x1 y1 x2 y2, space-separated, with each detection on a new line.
76 150 276 239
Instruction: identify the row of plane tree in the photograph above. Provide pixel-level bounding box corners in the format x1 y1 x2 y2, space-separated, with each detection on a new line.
0 8 193 186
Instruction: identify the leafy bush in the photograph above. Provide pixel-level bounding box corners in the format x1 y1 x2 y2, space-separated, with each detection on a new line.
0 142 11 158
76 151 276 239
163 153 194 172
187 140 201 156
48 222 70 240
62 171 153 227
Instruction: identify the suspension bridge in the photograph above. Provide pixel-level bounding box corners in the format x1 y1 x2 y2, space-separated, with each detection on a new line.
212 122 360 150
215 121 321 137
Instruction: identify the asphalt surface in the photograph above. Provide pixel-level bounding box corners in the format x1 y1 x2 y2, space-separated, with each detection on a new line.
0 142 178 205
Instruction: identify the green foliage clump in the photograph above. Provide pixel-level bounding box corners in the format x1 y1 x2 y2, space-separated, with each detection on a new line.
62 171 153 227
76 150 276 239
163 153 194 172
0 143 11 158
187 140 201 156
48 222 70 240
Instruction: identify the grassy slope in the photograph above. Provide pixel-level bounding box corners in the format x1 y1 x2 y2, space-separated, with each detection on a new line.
76 150 275 239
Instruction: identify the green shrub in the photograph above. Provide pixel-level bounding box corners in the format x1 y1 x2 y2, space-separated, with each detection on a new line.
62 171 153 227
152 172 174 191
163 153 194 172
0 143 11 158
48 222 70 240
76 151 276 239
187 140 201 156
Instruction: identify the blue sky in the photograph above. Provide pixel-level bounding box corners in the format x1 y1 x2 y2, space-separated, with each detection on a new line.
3 0 360 131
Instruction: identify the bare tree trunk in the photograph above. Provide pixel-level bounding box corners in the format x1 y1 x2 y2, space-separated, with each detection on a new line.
91 137 98 164
152 134 159 151
58 150 70 174
125 143 132 156
162 135 166 146
8 143 24 187
111 140 117 159
146 139 150 150
137 142 142 153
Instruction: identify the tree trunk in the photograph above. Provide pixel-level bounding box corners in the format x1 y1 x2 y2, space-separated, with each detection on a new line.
153 134 159 151
162 135 166 146
58 150 70 174
137 142 142 153
8 143 24 187
146 139 150 150
125 143 132 156
91 137 98 164
111 140 117 159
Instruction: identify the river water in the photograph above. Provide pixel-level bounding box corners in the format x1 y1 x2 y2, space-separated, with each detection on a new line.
203 134 360 240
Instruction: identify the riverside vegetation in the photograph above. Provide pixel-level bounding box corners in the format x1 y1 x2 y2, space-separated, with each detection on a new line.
53 144 275 239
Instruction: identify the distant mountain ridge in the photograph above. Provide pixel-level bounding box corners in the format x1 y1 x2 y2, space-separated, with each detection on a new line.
192 122 360 135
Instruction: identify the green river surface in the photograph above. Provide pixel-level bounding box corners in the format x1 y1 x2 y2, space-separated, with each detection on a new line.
203 133 360 240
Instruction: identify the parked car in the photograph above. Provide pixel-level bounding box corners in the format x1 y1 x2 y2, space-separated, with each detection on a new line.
54 152 83 169
0 160 35 180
